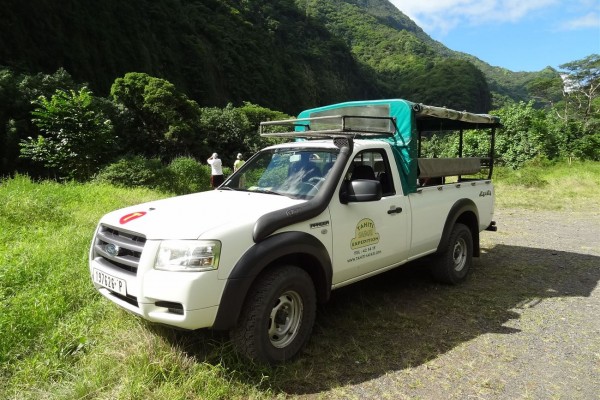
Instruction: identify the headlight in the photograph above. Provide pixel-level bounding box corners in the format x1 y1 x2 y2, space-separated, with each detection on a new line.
155 240 221 272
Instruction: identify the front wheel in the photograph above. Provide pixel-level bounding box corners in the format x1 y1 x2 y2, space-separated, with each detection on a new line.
431 223 473 285
230 265 316 364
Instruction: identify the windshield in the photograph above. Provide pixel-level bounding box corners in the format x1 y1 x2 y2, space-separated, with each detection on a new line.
222 148 339 200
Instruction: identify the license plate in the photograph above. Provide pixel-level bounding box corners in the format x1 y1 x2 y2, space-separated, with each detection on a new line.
93 269 127 296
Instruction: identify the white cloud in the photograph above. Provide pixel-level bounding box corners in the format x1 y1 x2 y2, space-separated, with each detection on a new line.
390 0 560 35
560 12 600 30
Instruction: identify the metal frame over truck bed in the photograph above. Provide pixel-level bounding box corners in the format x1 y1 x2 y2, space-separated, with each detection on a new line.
260 99 502 194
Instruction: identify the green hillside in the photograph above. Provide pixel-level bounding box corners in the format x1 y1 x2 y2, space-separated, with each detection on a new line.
0 0 377 114
301 0 558 110
0 0 557 114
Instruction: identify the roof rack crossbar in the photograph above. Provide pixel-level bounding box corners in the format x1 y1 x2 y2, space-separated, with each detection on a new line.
259 114 397 139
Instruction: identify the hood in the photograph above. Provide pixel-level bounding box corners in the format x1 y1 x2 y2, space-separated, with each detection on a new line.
99 190 303 240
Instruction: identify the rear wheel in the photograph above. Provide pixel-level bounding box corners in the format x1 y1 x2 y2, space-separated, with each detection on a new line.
431 223 473 284
230 265 316 364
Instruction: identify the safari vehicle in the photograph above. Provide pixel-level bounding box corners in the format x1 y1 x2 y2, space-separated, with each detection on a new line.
89 99 500 364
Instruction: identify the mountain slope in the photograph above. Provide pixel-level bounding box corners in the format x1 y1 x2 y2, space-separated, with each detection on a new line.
303 0 559 111
301 0 493 111
0 0 554 114
0 0 379 113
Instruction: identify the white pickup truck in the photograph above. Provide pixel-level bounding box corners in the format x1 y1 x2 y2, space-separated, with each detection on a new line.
90 99 500 364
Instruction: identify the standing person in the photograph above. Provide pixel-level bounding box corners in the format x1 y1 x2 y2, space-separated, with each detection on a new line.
233 153 245 172
207 153 224 189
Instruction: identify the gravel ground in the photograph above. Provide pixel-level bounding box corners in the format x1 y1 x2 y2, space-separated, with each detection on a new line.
306 208 600 399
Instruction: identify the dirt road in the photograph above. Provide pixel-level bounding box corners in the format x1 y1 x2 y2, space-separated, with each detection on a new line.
300 208 600 399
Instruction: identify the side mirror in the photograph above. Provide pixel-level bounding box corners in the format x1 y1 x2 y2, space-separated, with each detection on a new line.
339 180 383 204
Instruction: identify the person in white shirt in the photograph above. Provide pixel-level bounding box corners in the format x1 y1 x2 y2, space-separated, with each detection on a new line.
207 153 224 188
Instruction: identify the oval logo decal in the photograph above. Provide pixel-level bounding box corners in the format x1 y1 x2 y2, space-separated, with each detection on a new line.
105 243 120 256
119 211 146 224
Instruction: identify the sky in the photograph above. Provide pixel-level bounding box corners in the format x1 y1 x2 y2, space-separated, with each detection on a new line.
389 0 600 72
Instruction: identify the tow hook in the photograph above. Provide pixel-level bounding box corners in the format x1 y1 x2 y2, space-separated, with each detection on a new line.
486 220 497 231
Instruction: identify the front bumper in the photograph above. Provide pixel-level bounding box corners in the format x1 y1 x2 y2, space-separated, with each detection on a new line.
90 245 225 330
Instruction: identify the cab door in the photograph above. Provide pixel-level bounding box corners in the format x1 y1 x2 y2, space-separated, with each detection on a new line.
329 149 410 285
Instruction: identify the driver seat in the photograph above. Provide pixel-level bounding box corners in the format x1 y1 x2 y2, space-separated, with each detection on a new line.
289 161 321 181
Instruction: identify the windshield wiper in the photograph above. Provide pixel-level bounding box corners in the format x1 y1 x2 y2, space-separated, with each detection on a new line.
252 188 283 196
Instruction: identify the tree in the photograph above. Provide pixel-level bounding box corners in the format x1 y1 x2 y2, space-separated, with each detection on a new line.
0 68 80 176
198 104 252 166
559 54 600 124
552 54 600 160
20 87 116 181
493 101 555 168
196 102 292 166
526 75 563 108
110 72 204 159
0 69 20 175
238 102 289 153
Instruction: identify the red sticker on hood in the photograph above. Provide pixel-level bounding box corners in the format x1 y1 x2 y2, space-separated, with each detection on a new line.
119 211 147 224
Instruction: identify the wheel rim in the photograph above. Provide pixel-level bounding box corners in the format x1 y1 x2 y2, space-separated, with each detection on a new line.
268 290 303 348
452 237 467 272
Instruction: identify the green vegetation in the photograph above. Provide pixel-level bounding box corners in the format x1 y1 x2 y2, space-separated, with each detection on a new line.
94 156 224 195
0 69 288 180
420 60 600 170
1 57 598 183
303 0 493 111
0 0 570 115
0 0 375 114
494 160 600 210
20 87 116 181
1 1 598 182
2 55 597 181
1 162 598 398
109 73 206 160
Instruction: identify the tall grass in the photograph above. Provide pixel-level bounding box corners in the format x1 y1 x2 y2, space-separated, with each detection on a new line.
493 160 600 210
1 161 598 399
0 176 273 399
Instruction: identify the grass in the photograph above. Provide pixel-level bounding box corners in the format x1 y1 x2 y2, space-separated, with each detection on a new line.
0 176 276 399
493 160 600 211
0 161 599 399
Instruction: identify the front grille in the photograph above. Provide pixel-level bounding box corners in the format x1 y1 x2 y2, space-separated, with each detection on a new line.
94 225 146 274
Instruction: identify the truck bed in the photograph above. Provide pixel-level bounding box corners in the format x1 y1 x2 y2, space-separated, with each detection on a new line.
407 179 494 259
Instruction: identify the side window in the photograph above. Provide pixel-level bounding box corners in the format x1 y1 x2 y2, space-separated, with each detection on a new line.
348 150 396 196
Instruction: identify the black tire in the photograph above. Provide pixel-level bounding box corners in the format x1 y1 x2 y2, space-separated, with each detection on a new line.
230 265 316 365
431 223 473 285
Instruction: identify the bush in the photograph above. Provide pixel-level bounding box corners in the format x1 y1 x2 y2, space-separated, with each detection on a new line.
166 157 211 194
495 164 549 188
94 156 221 194
94 156 172 190
572 132 600 161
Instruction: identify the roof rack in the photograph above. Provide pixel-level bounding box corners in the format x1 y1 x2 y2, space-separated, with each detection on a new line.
259 115 397 139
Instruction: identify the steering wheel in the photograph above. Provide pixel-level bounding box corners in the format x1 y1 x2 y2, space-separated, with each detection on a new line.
307 176 325 185
297 177 323 197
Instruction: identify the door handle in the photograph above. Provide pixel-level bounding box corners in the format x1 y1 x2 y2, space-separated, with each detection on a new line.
387 206 403 214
